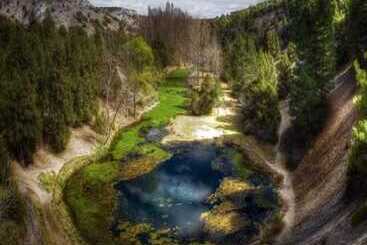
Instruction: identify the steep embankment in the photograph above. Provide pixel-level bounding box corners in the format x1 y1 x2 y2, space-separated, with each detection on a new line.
11 69 156 245
283 67 366 244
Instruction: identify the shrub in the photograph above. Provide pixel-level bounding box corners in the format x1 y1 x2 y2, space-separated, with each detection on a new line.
239 51 280 143
190 75 219 116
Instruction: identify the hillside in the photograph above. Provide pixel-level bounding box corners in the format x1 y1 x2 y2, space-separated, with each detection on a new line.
2 0 367 245
0 0 138 32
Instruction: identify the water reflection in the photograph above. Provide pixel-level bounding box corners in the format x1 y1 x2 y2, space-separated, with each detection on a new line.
116 143 224 237
114 143 278 242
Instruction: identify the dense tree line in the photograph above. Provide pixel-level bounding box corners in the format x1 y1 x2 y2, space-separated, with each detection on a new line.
347 0 367 199
287 0 337 140
0 134 26 245
349 60 367 192
217 6 287 142
0 15 102 164
0 14 160 166
216 0 345 144
348 0 367 59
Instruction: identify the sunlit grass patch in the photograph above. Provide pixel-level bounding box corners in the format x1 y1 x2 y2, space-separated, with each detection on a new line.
110 71 189 161
64 69 189 244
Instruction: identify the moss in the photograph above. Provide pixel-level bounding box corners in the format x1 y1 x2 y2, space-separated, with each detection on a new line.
81 162 119 185
200 209 248 236
117 222 178 245
110 73 188 161
166 68 190 80
64 69 189 244
226 148 254 179
216 177 252 198
39 171 57 193
119 152 171 181
64 163 117 244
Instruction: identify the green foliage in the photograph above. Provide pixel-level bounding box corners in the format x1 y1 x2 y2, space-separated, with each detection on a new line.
0 184 26 244
0 16 136 164
353 59 367 115
289 65 328 139
216 4 284 143
349 120 367 178
191 75 219 116
239 51 281 143
123 37 155 71
166 68 191 80
349 0 367 57
265 30 281 58
64 69 188 244
110 71 188 160
348 60 367 193
288 0 337 141
64 161 118 244
277 51 294 99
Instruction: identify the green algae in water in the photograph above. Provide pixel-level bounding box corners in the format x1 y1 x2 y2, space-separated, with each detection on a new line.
113 143 279 244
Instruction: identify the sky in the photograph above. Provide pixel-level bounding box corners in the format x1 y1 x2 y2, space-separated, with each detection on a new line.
90 0 263 18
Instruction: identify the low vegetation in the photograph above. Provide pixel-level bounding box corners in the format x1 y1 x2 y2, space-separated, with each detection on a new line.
0 136 26 244
190 75 220 116
349 59 367 225
64 69 189 244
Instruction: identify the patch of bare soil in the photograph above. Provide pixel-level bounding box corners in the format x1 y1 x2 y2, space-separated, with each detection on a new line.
282 67 367 245
13 102 158 245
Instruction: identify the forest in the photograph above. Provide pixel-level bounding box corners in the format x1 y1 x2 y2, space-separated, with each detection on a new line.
1 0 367 244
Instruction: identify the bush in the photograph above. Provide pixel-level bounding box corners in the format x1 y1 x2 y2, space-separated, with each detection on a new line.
190 75 219 115
123 37 155 71
289 66 328 141
239 51 280 143
348 60 367 193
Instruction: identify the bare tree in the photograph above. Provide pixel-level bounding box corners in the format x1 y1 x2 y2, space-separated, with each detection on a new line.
140 2 193 66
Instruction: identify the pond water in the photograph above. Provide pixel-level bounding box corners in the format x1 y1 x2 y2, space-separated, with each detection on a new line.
114 143 278 243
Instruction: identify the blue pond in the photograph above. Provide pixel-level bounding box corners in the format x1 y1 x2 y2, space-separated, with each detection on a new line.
114 143 277 241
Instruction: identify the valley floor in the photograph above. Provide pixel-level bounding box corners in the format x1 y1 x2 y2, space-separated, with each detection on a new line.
12 102 157 245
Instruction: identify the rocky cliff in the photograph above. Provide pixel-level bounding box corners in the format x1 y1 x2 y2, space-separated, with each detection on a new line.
0 0 137 32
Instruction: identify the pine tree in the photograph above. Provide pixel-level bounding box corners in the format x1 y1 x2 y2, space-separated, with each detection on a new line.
288 0 337 139
0 135 10 185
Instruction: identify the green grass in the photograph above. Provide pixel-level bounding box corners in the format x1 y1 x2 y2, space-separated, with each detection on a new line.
110 74 188 160
39 171 57 193
64 69 189 244
64 162 118 244
166 68 190 80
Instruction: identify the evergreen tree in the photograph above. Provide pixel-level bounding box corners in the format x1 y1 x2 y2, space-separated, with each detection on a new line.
0 73 42 164
288 0 337 139
239 51 280 142
0 135 10 185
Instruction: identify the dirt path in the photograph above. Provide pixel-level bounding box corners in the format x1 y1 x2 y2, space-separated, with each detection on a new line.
13 126 97 245
12 102 158 245
272 100 295 242
284 66 361 245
